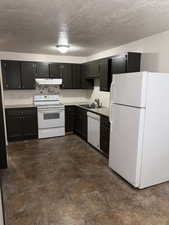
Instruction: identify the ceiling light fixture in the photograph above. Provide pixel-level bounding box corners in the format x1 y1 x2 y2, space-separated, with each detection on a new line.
56 44 70 54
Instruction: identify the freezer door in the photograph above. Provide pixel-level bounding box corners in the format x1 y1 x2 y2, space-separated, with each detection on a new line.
109 104 145 187
111 72 148 107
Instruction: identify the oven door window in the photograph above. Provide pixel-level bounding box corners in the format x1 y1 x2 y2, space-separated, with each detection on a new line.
44 112 60 120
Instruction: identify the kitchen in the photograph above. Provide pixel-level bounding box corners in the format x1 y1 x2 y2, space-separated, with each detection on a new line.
1 1 169 225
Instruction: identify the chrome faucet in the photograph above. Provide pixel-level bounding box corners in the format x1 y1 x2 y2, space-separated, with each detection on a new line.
94 98 102 108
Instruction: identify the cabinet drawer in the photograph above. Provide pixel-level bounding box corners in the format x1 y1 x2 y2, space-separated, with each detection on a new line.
21 108 37 116
6 108 37 116
6 108 22 116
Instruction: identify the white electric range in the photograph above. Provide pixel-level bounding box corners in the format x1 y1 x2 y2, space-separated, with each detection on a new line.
33 95 65 139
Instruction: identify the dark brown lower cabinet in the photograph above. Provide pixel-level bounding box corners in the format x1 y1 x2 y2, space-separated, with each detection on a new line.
6 107 38 142
100 115 110 157
74 107 87 140
65 106 75 133
0 80 7 169
68 106 87 141
80 109 87 141
66 106 110 155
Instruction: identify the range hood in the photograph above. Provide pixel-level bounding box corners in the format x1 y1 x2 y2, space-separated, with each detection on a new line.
35 79 62 85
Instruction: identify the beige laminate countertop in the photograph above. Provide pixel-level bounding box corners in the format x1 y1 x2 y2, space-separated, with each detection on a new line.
5 103 110 117
63 102 109 117
62 102 89 106
78 106 109 117
5 104 35 109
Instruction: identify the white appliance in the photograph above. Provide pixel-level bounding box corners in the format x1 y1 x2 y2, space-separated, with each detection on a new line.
87 112 100 150
109 71 169 189
35 78 62 85
34 95 65 139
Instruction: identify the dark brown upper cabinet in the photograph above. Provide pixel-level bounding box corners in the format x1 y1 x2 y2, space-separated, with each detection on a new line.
85 60 100 79
61 64 72 89
1 60 21 90
81 63 94 89
111 55 126 74
72 64 81 89
49 63 73 89
36 62 49 78
49 63 62 78
100 52 141 92
112 52 141 74
21 62 36 89
100 58 112 92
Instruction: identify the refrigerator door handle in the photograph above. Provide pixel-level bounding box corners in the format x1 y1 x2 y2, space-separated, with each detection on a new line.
109 103 112 123
109 80 116 123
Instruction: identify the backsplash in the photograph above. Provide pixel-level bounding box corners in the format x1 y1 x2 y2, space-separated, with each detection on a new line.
3 80 110 107
3 89 90 105
88 79 110 107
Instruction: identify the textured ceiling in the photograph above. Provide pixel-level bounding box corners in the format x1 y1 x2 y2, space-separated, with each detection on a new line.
0 0 169 56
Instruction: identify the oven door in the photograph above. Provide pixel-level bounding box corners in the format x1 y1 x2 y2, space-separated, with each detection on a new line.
38 107 64 129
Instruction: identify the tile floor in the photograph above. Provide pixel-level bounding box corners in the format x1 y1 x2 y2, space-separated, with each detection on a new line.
1 135 169 225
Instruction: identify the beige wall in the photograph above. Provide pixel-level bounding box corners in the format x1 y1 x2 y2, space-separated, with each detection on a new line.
87 30 169 73
87 29 169 107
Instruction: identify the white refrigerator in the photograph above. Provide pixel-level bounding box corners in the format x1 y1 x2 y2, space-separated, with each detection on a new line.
109 71 169 189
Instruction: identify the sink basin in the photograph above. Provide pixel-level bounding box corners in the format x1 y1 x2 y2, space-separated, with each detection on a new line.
79 104 96 109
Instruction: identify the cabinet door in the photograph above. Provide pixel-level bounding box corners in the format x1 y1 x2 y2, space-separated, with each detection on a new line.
22 108 38 139
65 106 75 132
100 116 110 157
81 64 94 89
72 64 81 89
74 107 81 135
100 59 109 91
36 62 49 78
112 55 126 74
61 64 73 89
0 80 7 168
21 62 36 89
1 60 21 89
5 109 23 141
81 109 87 141
86 61 99 79
126 52 141 73
49 63 61 78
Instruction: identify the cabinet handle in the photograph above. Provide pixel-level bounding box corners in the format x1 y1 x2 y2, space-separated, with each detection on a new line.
4 63 7 69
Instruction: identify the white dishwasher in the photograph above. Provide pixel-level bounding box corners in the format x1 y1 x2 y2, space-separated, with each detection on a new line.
87 112 100 150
